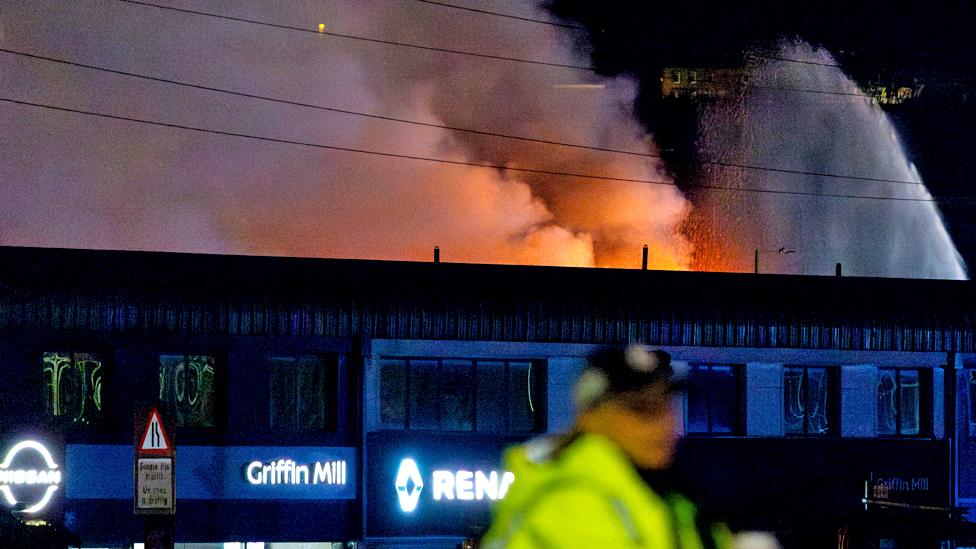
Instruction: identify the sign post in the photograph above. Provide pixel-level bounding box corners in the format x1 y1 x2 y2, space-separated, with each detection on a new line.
135 405 175 549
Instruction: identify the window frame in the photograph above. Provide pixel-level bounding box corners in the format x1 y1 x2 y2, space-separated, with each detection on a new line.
377 357 546 434
267 354 339 433
158 352 220 430
783 365 839 437
684 363 744 436
41 350 110 429
968 370 976 438
877 367 931 438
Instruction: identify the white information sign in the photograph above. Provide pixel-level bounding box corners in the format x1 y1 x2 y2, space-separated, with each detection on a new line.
136 458 173 511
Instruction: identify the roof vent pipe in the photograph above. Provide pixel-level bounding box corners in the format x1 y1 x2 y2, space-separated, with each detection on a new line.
641 245 648 271
434 246 440 264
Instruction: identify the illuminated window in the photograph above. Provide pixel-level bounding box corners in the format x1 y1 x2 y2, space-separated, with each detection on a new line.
159 354 216 428
379 358 544 433
42 352 106 427
686 364 741 435
784 367 833 435
269 355 335 432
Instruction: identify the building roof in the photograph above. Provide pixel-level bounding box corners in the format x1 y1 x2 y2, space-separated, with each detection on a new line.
0 246 973 352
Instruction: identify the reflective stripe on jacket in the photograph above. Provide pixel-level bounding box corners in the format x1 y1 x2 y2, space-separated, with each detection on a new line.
481 433 731 549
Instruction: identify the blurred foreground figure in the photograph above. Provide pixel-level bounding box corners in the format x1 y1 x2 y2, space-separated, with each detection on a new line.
482 345 774 549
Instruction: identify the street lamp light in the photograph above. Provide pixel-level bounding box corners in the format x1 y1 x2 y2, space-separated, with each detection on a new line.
754 247 796 274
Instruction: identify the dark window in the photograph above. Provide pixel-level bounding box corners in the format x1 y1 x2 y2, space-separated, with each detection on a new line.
784 367 833 435
476 361 507 433
379 358 544 433
507 361 536 432
42 352 106 427
441 360 474 431
686 364 741 435
879 368 925 436
408 360 440 430
380 359 407 425
159 354 216 427
269 355 334 432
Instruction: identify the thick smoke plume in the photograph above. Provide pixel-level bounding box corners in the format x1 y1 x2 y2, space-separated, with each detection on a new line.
0 0 692 269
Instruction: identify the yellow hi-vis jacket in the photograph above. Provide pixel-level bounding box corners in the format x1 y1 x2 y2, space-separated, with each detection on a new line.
481 433 732 549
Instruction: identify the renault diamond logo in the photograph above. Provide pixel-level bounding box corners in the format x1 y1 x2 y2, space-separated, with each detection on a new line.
395 458 423 512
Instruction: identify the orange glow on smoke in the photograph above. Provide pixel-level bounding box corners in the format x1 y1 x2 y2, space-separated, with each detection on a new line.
682 202 749 273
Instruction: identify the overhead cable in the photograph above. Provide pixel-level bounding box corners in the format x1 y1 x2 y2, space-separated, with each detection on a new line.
113 0 593 71
412 0 585 30
0 48 924 187
2 96 960 203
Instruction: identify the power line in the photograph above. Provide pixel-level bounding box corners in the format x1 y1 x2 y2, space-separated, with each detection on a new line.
0 48 925 188
412 0 585 30
103 0 922 185
110 0 910 106
113 0 593 72
748 83 872 99
750 54 844 68
3 96 962 204
0 48 631 155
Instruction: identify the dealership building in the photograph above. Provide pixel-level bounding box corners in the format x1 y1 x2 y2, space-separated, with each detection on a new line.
1 246 975 548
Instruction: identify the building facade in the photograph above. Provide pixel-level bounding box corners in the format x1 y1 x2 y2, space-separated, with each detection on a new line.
1 246 975 548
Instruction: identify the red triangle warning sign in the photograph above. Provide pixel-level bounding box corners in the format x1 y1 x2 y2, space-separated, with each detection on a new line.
138 408 173 455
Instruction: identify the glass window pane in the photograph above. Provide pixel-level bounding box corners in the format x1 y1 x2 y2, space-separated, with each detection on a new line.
75 354 106 426
899 370 920 435
159 354 215 427
440 360 474 431
476 361 506 434
529 360 545 431
379 359 407 427
269 356 329 432
686 366 710 433
409 360 440 429
298 356 328 431
508 362 537 432
807 368 829 434
969 372 976 438
269 358 298 431
784 368 805 434
709 366 736 434
43 352 105 427
878 370 897 435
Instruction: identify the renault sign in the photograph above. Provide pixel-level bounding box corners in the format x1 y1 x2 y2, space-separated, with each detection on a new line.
394 457 514 513
367 432 521 538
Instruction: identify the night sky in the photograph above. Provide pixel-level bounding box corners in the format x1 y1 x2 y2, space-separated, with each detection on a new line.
551 0 976 272
3 1 975 277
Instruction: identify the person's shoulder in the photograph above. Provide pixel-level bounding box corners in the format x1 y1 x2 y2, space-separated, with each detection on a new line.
557 433 642 482
511 482 643 547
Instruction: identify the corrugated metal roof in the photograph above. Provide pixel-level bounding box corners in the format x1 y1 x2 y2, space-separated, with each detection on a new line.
0 246 973 351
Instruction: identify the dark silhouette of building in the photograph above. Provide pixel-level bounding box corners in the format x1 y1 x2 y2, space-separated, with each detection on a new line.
1 245 975 548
